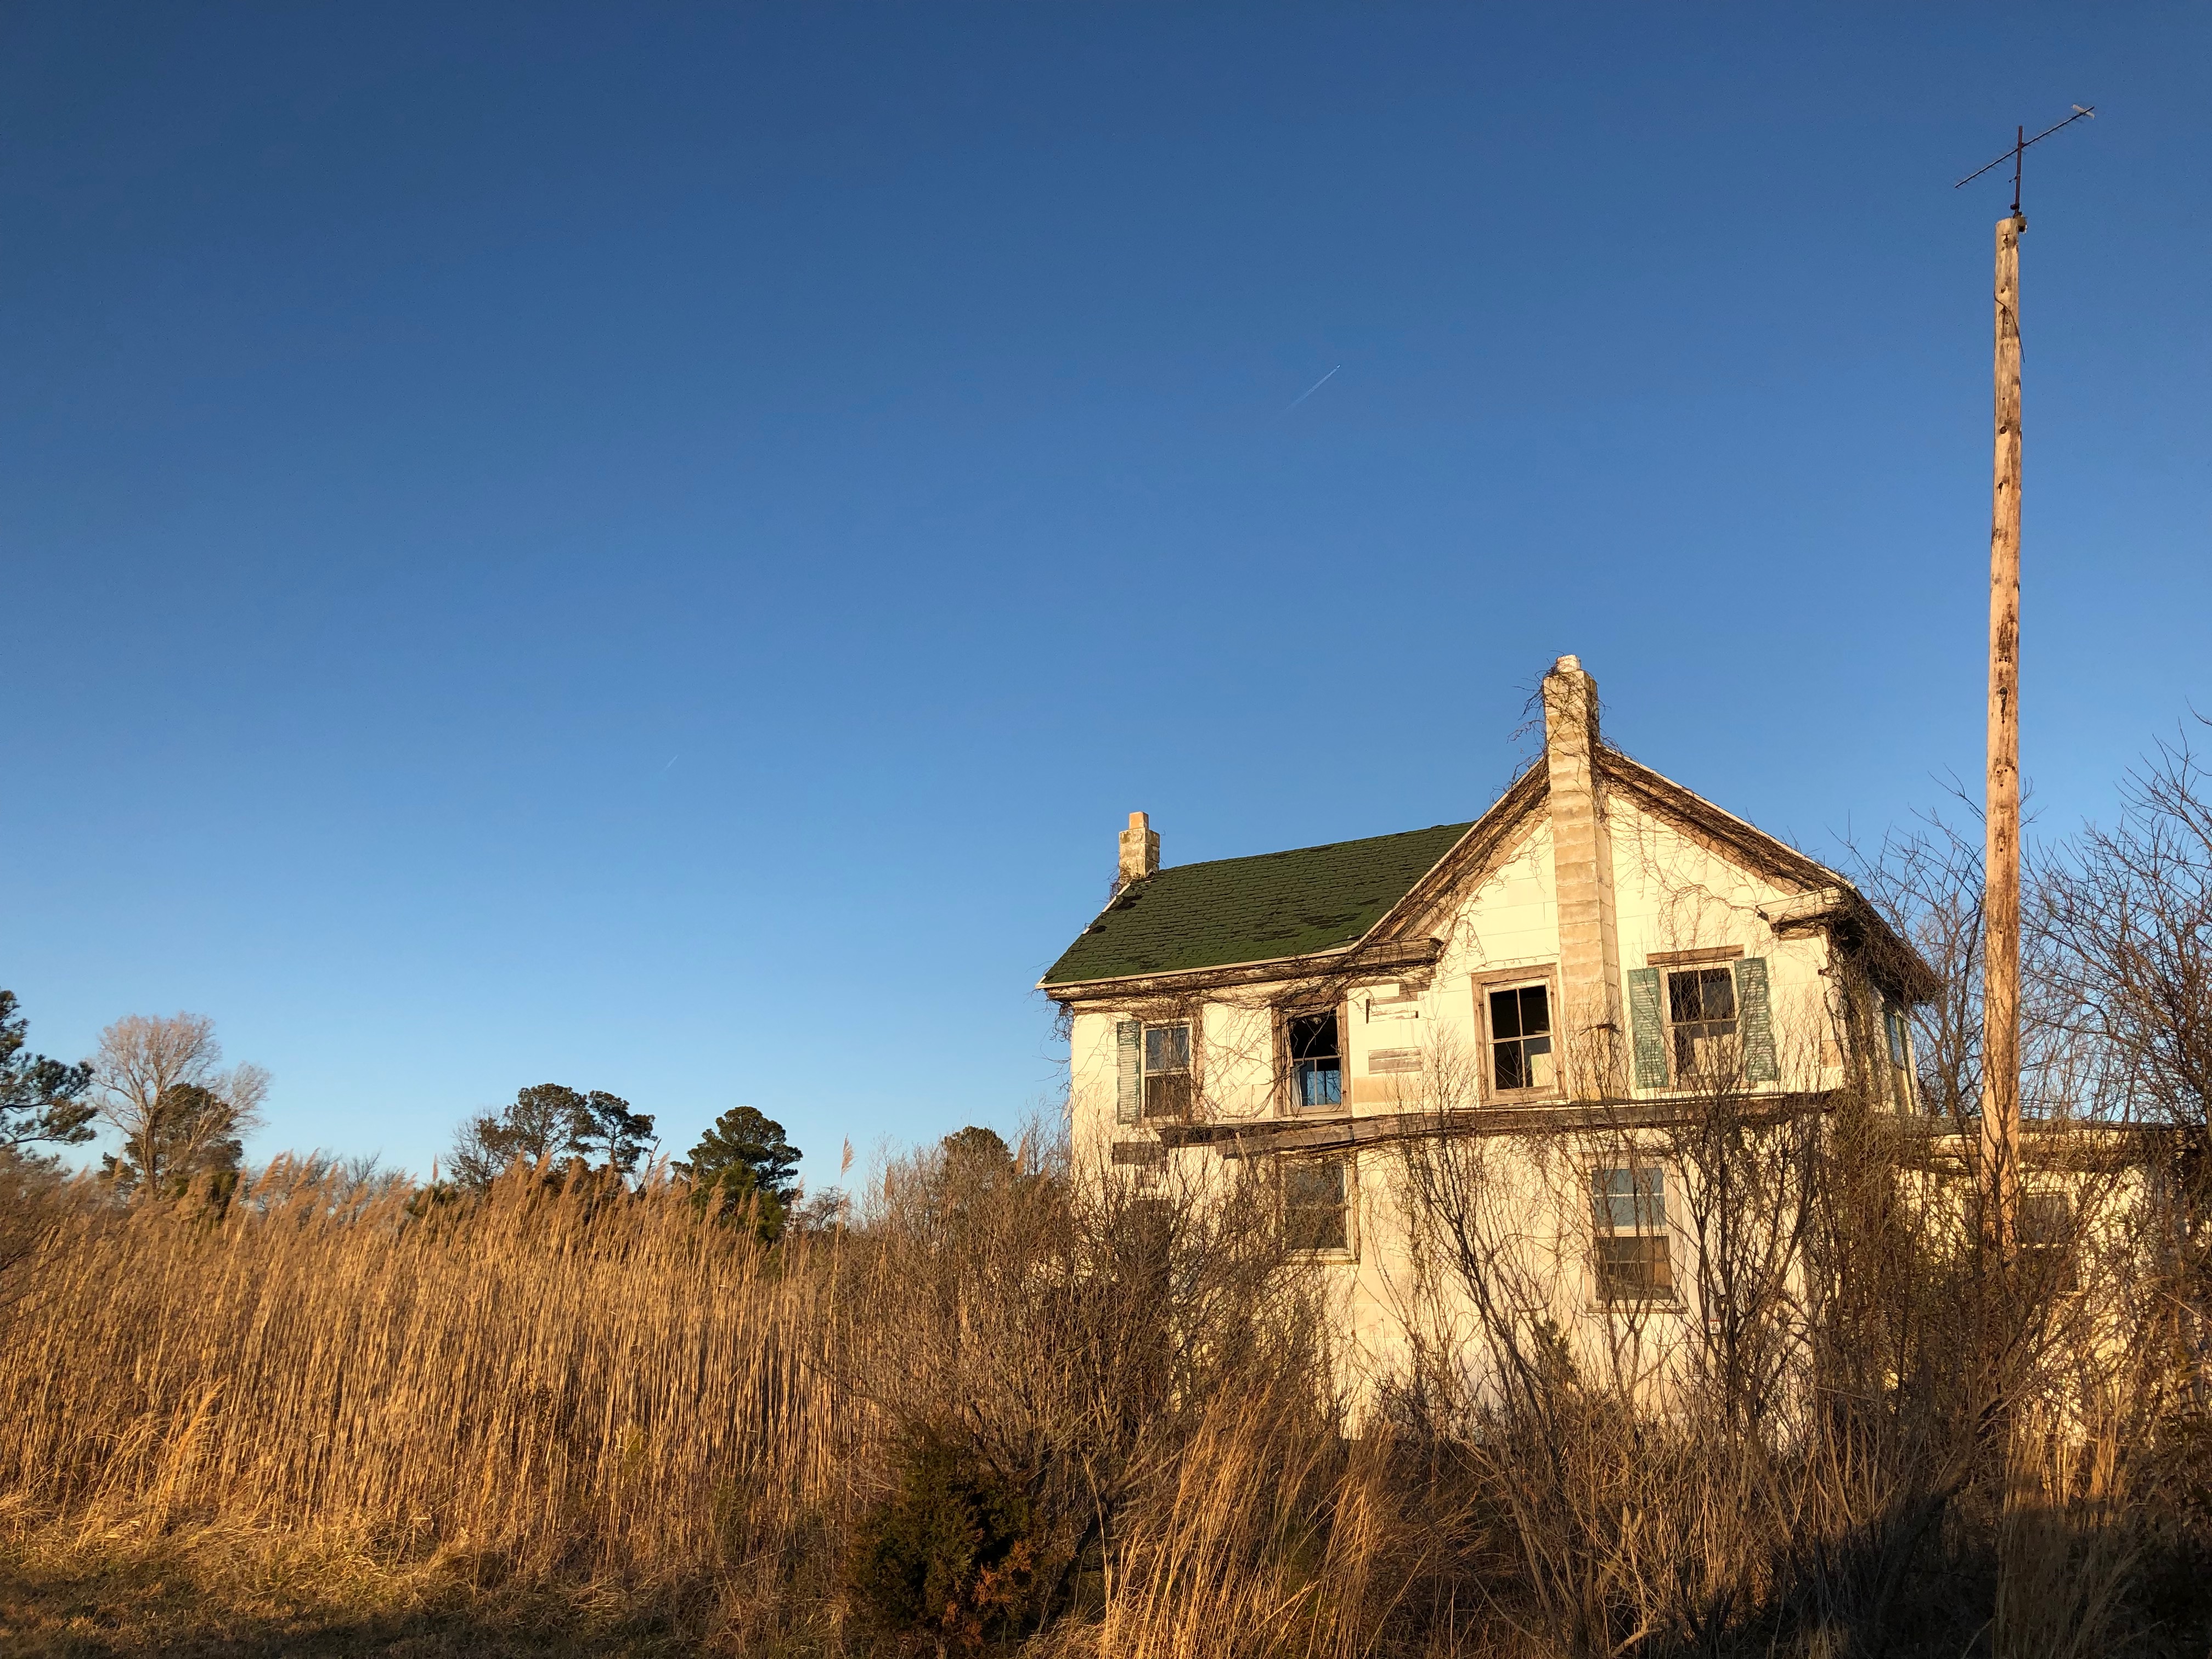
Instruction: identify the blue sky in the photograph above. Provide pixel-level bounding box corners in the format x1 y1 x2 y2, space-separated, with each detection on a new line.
4 5 2206 1192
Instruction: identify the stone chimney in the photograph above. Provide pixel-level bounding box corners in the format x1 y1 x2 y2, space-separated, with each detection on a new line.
1118 810 1160 886
1542 656 1623 1098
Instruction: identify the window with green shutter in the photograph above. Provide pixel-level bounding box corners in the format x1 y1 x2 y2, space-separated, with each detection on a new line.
1628 956 1779 1088
1668 965 1740 1078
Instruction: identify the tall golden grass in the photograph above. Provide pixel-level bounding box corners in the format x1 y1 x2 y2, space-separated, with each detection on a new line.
0 1160 847 1590
1 1137 2205 1658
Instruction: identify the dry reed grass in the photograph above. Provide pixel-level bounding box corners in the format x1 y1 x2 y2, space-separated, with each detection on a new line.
2 1134 2208 1658
0 1158 849 1624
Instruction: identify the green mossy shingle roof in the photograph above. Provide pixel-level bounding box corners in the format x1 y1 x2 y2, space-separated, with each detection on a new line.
1041 822 1474 987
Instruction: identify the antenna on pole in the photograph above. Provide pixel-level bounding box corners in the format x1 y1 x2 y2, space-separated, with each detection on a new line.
1955 105 2095 218
1953 105 2094 1267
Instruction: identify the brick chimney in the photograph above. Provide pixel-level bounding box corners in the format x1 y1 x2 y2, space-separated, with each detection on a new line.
1118 811 1160 885
1542 656 1623 1098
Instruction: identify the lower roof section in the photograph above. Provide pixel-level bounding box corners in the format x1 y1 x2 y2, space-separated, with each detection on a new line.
1039 821 1472 990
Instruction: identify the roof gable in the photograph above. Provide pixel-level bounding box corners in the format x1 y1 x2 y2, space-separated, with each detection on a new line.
1594 748 1836 896
1039 744 1933 1000
1039 822 1471 988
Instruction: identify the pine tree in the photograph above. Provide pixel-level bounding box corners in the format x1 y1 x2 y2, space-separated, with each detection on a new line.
679 1107 801 1239
565 1090 656 1176
0 991 94 1154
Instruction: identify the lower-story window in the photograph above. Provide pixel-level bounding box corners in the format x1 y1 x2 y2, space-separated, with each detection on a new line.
1284 1158 1352 1255
1592 1164 1674 1301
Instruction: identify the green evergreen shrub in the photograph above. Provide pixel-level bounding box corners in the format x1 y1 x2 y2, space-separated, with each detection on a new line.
846 1427 1057 1652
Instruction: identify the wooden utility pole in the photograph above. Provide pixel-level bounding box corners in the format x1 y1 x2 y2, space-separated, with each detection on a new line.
1980 209 2024 1259
1955 106 2091 1259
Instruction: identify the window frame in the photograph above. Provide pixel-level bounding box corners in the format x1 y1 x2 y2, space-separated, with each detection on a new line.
1665 964 1741 1082
1139 1019 1195 1121
1644 949 1747 1087
1880 995 1917 1114
1280 1154 1357 1261
1590 1160 1677 1305
1277 1001 1347 1117
1472 964 1565 1105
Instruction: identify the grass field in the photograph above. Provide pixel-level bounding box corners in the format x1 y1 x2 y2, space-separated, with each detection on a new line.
2 1132 2207 1658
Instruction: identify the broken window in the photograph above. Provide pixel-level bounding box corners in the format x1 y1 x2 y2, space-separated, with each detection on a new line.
1667 967 1740 1079
1488 983 1554 1093
1592 1165 1674 1301
1284 1158 1352 1255
1287 1011 1342 1111
1142 1022 1193 1120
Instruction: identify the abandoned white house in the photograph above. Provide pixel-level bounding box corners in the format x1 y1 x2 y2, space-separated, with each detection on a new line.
1040 655 1943 1377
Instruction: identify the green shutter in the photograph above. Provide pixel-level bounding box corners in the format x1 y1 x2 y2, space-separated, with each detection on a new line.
1115 1020 1142 1125
1736 957 1779 1084
1627 968 1668 1091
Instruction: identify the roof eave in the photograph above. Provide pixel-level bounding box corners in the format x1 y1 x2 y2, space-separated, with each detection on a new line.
1039 933 1446 1004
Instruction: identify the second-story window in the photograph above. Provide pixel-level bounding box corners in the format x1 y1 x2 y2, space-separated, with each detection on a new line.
1142 1022 1193 1120
1630 956 1777 1090
1488 983 1554 1093
1667 967 1740 1079
1288 1011 1342 1110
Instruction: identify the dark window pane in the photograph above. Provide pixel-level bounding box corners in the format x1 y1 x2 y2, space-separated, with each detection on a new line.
1667 970 1740 1079
1700 968 1736 1021
1143 1071 1193 1120
1289 1013 1339 1062
1490 988 1522 1040
1595 1234 1674 1300
1517 985 1550 1035
1491 985 1556 1093
1668 967 1737 1024
1668 972 1702 1023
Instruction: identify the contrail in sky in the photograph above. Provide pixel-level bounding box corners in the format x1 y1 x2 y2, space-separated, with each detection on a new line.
1288 364 1341 410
